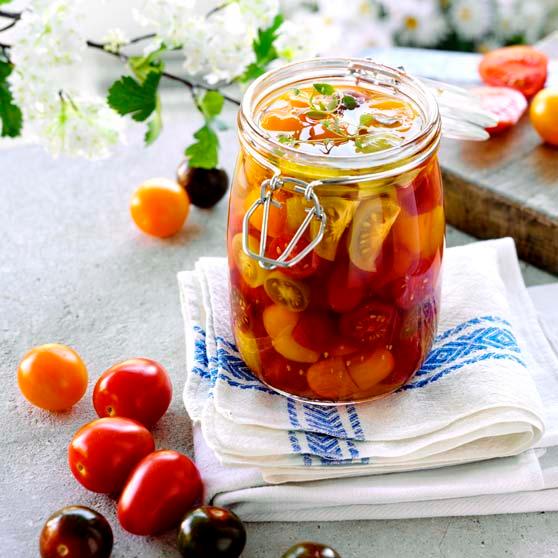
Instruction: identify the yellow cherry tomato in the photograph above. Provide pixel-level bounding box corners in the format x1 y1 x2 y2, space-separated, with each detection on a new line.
530 88 558 146
130 178 190 238
17 344 88 411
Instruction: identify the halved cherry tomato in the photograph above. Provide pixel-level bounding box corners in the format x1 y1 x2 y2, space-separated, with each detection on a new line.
17 344 88 411
285 196 311 232
327 261 366 313
397 160 443 216
68 417 154 494
340 300 397 346
307 357 357 400
117 450 203 536
346 348 395 391
260 112 305 132
268 235 320 279
93 358 172 428
264 271 310 312
130 178 190 238
231 233 267 288
263 305 319 363
292 311 336 352
244 188 286 238
260 352 309 395
392 254 441 310
479 46 548 98
530 88 558 146
471 86 527 135
348 195 400 272
234 325 262 374
40 506 113 558
329 339 360 356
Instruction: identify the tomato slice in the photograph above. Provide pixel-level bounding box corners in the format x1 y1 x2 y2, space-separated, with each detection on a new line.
340 300 397 346
392 254 441 310
307 357 358 400
327 261 366 313
348 195 400 272
346 348 395 391
234 325 261 374
231 233 267 288
260 353 309 395
471 86 527 135
397 160 443 216
244 188 286 238
267 235 319 279
292 311 336 352
479 46 548 98
264 271 310 312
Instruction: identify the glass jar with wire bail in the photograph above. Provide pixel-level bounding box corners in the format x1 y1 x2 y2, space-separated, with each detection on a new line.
227 58 492 405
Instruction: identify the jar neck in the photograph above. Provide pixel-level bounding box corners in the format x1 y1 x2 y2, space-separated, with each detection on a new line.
238 58 442 183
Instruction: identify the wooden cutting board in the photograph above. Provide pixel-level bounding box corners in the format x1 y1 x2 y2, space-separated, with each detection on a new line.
365 38 558 274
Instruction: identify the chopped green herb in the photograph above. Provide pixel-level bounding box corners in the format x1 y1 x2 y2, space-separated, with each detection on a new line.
359 113 375 128
292 88 301 96
313 83 335 96
342 94 358 110
305 109 329 120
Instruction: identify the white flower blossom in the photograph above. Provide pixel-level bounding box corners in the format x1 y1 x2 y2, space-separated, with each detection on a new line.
275 20 318 62
449 0 495 41
387 1 448 47
181 15 212 75
102 28 130 54
514 1 548 43
238 0 280 29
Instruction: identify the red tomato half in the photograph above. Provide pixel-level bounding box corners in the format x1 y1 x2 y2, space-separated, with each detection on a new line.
327 261 366 313
472 86 527 135
117 450 203 536
479 46 548 98
93 358 172 428
292 311 336 352
340 300 397 346
267 235 320 279
68 417 154 494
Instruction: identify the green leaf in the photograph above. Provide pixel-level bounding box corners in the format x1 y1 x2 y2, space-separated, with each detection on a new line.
0 60 22 137
144 95 162 145
359 113 375 128
305 110 328 120
0 0 14 4
313 83 335 95
199 90 224 120
129 46 166 83
185 124 219 169
107 71 161 122
342 95 357 110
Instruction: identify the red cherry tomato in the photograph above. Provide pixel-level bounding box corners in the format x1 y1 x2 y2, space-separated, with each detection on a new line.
327 261 366 313
260 352 309 395
397 160 443 216
471 86 527 135
267 236 320 279
117 450 203 536
392 255 441 310
340 300 397 346
479 46 548 98
292 311 336 352
93 358 172 428
68 417 154 494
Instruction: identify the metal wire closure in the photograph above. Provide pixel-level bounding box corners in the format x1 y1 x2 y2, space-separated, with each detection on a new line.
242 174 327 270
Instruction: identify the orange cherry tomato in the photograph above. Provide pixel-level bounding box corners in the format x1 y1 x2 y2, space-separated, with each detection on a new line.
17 344 88 411
244 188 286 238
260 112 304 132
346 348 395 391
68 417 154 494
307 357 357 400
130 178 190 238
479 46 548 98
530 88 558 146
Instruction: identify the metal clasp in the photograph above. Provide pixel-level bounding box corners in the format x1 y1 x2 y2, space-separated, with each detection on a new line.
242 173 327 270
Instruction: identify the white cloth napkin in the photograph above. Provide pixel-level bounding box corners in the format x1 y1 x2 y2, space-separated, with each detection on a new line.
178 238 558 519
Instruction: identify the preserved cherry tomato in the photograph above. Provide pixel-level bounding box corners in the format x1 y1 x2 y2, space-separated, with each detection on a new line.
39 506 113 558
130 178 190 238
244 188 286 237
282 542 341 558
471 86 527 135
268 235 319 279
17 344 88 411
479 46 548 98
177 506 246 558
529 88 558 146
347 348 395 391
93 358 172 428
307 357 357 400
340 300 397 346
232 233 267 288
118 450 203 536
68 417 154 494
392 254 441 310
292 311 336 352
264 271 310 312
327 261 366 313
260 353 309 395
310 199 356 261
234 325 262 374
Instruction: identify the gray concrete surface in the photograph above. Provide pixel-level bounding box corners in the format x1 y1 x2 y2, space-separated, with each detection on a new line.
1 118 557 557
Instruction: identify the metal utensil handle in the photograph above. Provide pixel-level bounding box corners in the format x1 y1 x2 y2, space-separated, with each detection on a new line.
242 174 327 270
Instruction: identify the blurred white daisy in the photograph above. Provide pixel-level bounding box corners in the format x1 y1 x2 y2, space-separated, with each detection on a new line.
387 1 449 47
102 28 129 54
449 0 495 41
515 0 547 43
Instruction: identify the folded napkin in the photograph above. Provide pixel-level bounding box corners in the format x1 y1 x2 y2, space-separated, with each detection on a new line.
179 239 557 488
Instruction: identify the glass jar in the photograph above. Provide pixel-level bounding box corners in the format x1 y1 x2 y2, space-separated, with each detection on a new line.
227 58 444 404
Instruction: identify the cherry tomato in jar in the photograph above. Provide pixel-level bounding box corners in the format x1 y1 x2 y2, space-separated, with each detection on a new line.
392 254 442 310
130 178 190 238
282 542 341 558
292 311 336 353
231 233 267 288
397 161 443 215
339 300 397 347
479 46 548 98
39 506 113 558
177 506 246 558
244 188 286 238
471 86 527 135
260 352 309 395
18 344 88 411
264 271 310 312
117 450 203 536
93 358 172 428
268 235 320 279
529 88 558 147
326 261 366 313
68 417 154 494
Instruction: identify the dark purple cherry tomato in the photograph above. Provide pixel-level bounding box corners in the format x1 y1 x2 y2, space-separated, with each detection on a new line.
177 506 246 558
39 506 113 558
177 160 229 209
282 542 341 558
